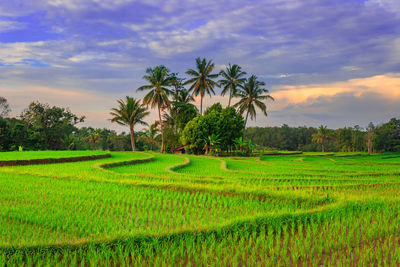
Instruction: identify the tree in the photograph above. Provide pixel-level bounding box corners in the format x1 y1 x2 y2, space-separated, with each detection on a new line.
173 88 195 104
20 102 85 150
312 125 331 152
138 122 160 151
374 118 400 152
0 97 11 118
218 64 246 107
137 65 176 153
86 132 102 150
110 96 149 151
184 57 219 115
366 122 375 153
170 89 198 133
203 133 221 155
234 75 274 130
181 103 244 154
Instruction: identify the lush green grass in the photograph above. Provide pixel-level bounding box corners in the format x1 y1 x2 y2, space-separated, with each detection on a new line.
0 151 399 266
0 150 108 161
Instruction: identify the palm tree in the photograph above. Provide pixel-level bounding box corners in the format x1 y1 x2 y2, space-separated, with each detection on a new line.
173 88 195 104
138 122 160 151
86 132 102 150
110 96 149 151
137 65 176 153
203 134 221 155
234 75 274 130
312 125 331 152
219 64 247 107
184 57 219 115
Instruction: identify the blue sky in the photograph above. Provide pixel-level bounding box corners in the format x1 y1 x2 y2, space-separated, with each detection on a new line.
0 0 399 131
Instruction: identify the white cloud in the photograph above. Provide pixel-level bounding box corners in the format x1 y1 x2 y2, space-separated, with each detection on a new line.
0 20 25 33
0 41 46 64
366 0 400 15
68 52 106 62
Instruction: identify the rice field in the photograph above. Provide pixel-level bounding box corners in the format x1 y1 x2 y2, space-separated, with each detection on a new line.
0 151 399 266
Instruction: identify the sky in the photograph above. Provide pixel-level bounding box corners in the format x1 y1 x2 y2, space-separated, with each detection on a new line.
0 0 399 132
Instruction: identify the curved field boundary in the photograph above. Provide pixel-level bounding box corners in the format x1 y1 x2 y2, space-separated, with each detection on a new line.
272 181 400 191
219 159 238 173
262 152 303 156
165 157 190 173
0 154 111 167
97 153 155 170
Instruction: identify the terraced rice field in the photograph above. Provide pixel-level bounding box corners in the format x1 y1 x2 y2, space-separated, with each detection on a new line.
0 151 399 266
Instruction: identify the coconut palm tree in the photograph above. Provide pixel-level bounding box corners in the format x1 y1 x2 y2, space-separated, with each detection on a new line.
138 122 160 151
110 96 149 151
137 65 176 153
218 64 247 107
173 88 195 104
184 58 219 115
234 75 274 130
312 125 331 152
86 132 102 150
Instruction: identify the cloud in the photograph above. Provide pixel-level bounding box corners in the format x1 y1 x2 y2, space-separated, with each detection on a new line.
0 0 399 130
366 0 400 15
0 20 25 33
270 73 400 109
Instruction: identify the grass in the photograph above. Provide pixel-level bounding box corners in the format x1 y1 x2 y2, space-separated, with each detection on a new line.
0 151 399 265
0 150 108 161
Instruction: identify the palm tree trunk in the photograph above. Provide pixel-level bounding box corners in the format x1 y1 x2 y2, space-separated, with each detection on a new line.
129 125 135 151
244 109 249 136
228 91 232 107
200 95 203 115
158 106 164 153
240 110 250 152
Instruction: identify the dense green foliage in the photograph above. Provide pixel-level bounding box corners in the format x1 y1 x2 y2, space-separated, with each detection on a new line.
181 104 245 154
245 118 400 152
0 151 399 265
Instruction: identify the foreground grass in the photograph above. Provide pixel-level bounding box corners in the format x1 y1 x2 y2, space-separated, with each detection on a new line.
0 151 399 266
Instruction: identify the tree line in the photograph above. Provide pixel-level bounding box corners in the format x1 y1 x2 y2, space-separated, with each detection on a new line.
0 58 274 154
1 56 398 154
245 120 400 153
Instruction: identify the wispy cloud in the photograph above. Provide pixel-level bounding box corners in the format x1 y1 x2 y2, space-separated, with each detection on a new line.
0 0 399 129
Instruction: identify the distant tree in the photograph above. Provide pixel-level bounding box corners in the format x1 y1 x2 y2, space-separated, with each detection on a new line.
0 97 11 118
184 58 219 115
138 122 160 151
312 125 331 152
218 64 246 107
20 102 85 150
335 127 353 152
137 65 176 153
351 125 364 152
86 132 102 150
366 122 375 153
374 118 400 152
234 75 274 131
173 88 195 104
110 96 149 151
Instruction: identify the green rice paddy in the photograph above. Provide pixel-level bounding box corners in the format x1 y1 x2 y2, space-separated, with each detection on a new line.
0 151 399 266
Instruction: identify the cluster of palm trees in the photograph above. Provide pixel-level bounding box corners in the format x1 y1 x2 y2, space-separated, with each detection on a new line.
110 57 274 152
